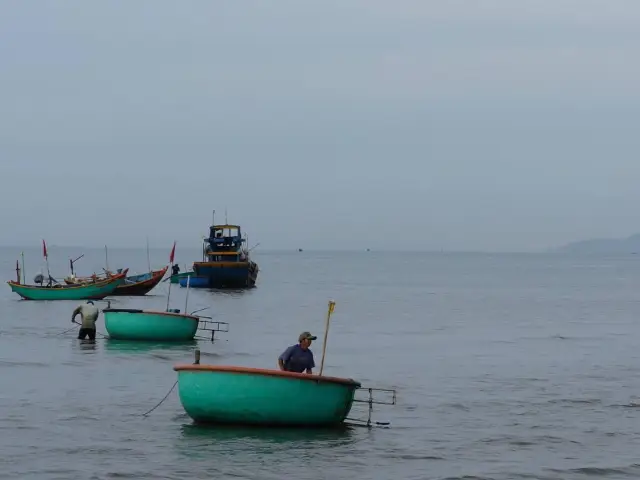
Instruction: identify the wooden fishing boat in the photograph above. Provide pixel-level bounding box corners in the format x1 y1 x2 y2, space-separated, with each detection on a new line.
67 267 168 296
111 266 168 296
7 269 128 301
103 308 200 341
173 363 361 427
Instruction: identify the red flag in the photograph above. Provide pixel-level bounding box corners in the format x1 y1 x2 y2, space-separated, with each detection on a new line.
169 241 176 264
42 239 48 258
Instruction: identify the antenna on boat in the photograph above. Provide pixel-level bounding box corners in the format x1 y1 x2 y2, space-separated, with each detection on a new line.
104 245 109 272
146 236 151 273
318 300 336 376
184 274 191 314
166 241 176 312
21 251 25 284
42 239 51 280
212 209 215 226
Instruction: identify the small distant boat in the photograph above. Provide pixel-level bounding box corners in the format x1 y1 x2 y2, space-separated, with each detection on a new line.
190 217 259 288
173 363 361 427
168 271 194 284
7 270 128 301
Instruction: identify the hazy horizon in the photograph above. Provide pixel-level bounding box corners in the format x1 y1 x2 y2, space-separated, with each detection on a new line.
2 0 639 252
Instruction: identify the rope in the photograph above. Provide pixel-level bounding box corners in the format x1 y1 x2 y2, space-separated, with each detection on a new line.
142 380 178 417
57 325 78 336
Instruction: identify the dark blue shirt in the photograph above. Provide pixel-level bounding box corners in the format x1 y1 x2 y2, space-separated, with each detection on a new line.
278 344 315 373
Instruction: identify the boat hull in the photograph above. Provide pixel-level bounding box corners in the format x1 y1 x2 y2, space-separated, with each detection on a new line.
7 274 126 301
169 271 194 284
178 276 209 288
111 267 168 296
192 261 259 288
103 308 199 341
173 365 360 427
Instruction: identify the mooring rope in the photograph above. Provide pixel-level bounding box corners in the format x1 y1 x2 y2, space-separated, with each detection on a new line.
56 325 78 336
141 380 178 417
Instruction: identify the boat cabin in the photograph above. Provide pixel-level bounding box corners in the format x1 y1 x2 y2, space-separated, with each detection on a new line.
202 224 249 262
208 224 243 251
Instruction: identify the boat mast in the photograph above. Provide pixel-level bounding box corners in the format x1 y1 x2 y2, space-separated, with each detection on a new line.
146 236 151 273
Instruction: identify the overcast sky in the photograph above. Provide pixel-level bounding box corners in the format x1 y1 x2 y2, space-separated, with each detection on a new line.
1 0 639 252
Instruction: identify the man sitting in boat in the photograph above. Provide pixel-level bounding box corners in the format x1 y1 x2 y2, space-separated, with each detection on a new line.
278 332 317 374
72 300 100 341
172 264 180 276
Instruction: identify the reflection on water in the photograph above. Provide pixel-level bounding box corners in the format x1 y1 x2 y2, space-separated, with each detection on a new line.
103 338 198 355
71 339 97 353
182 287 254 298
174 422 360 459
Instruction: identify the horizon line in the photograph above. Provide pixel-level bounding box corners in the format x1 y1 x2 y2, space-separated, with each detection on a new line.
0 244 562 254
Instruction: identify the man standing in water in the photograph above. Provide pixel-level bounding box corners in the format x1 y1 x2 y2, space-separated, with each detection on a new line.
278 331 317 374
72 300 100 340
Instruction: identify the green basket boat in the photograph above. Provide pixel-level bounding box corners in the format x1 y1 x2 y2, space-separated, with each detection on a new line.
173 363 362 427
103 308 200 341
7 270 127 301
169 271 194 284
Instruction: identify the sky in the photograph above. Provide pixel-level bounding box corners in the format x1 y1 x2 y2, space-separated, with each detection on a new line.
1 0 639 252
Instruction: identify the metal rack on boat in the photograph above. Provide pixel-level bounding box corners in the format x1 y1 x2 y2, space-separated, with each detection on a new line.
346 387 397 428
196 319 229 342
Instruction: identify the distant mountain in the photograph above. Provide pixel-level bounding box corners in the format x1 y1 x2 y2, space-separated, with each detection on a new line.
555 234 640 254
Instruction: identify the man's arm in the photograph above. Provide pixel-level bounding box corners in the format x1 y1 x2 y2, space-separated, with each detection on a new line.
305 352 316 374
71 306 81 323
278 346 293 371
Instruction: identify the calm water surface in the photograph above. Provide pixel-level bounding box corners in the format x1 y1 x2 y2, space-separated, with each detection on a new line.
1 248 640 479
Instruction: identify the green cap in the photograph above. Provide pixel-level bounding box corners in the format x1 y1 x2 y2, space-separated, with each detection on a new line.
299 331 317 342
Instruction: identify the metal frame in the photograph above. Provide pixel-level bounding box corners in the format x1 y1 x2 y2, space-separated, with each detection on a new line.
197 319 230 342
346 387 397 428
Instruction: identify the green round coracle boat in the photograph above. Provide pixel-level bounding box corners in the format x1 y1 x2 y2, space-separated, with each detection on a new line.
103 308 199 341
173 364 362 427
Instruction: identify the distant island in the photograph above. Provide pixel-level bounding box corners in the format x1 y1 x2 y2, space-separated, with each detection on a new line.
555 233 640 254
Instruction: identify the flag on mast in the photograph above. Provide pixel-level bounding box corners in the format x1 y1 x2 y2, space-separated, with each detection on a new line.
42 239 48 259
169 241 176 264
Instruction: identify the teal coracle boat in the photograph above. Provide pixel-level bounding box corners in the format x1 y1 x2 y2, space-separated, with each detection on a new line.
173 364 362 427
7 271 127 301
103 308 200 341
169 271 193 284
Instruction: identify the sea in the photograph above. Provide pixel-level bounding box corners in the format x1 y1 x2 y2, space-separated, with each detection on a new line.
1 246 640 479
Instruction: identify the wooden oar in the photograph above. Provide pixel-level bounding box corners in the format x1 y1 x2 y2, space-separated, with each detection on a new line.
318 300 336 376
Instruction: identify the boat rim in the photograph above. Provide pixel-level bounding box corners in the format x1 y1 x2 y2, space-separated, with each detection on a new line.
103 308 199 321
173 364 361 387
7 270 128 290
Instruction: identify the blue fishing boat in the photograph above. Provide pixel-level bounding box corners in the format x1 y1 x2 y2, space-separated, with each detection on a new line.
178 275 209 288
190 220 259 289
